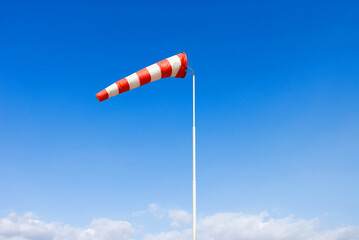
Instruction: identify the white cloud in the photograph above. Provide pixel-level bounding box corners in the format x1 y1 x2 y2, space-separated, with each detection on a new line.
148 204 165 219
144 211 359 240
1 208 359 240
167 210 191 227
144 204 191 228
0 212 134 240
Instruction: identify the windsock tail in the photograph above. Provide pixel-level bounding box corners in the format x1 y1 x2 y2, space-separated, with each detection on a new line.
96 89 108 102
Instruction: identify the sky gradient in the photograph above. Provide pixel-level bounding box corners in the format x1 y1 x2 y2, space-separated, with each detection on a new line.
1 0 359 239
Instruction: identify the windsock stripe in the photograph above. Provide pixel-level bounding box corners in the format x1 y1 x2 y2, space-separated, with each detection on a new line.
106 83 119 98
136 68 152 86
146 64 162 82
126 73 141 90
167 55 181 77
115 78 130 94
156 59 172 78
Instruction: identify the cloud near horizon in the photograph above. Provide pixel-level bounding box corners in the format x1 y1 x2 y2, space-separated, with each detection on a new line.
0 212 134 240
145 203 192 228
0 207 359 240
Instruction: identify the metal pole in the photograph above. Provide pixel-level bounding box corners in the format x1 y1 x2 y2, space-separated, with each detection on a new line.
192 74 197 240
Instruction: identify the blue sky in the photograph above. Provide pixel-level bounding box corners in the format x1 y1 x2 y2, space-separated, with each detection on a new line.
1 0 359 239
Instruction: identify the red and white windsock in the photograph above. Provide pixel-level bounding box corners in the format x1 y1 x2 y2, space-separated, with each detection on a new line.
96 52 187 102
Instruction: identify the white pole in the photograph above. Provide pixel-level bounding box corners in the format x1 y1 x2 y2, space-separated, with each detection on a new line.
192 74 197 240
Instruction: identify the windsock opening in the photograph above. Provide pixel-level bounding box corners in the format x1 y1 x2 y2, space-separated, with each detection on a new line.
176 52 187 78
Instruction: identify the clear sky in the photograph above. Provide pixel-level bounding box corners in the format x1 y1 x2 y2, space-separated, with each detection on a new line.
1 0 359 239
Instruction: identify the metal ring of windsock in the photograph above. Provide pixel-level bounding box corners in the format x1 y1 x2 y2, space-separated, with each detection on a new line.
96 52 187 102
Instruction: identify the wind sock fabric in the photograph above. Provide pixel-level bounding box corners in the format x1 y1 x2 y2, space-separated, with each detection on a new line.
96 52 187 102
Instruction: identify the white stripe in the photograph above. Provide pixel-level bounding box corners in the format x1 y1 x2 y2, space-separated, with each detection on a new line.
126 73 140 90
146 64 162 82
105 83 119 98
167 55 181 77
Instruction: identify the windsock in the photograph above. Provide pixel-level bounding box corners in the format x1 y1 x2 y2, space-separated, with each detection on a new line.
96 52 187 102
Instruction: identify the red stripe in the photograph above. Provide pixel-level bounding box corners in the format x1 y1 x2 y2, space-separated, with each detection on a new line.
96 89 109 102
175 52 187 78
136 68 151 86
115 78 130 94
156 59 172 78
